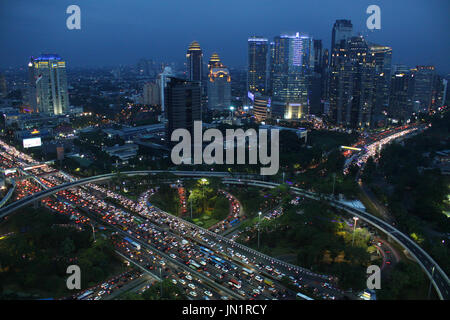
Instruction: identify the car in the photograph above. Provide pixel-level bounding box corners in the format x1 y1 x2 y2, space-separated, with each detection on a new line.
189 291 197 297
204 290 213 297
186 274 193 280
255 275 263 282
253 288 261 294
179 279 186 285
171 279 177 284
188 283 196 290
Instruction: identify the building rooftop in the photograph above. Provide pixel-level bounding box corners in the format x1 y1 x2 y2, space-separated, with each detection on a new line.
31 54 62 61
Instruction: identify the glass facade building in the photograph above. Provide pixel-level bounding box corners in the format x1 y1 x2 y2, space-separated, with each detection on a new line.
28 54 69 115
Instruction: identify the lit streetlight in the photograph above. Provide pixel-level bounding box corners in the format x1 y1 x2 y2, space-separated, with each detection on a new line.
352 217 359 246
90 223 96 242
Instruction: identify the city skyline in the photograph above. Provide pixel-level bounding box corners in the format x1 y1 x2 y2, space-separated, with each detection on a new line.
0 1 449 304
0 0 449 74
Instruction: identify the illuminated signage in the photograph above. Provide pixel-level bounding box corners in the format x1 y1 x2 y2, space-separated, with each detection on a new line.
23 137 42 148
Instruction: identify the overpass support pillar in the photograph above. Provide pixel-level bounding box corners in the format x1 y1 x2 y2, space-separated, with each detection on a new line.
33 200 41 209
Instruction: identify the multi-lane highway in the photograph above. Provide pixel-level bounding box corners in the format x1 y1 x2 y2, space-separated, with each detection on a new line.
1 169 448 299
0 130 448 300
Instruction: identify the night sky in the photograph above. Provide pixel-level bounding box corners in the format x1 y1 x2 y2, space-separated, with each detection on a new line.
1 0 449 73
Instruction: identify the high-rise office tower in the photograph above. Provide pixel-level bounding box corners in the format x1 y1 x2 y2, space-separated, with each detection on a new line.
165 77 202 145
321 48 330 105
309 39 325 115
270 33 311 117
186 41 203 82
329 36 376 128
268 41 276 95
410 66 436 113
158 66 174 113
313 40 323 73
369 44 392 119
389 71 413 122
431 74 445 108
253 95 271 122
28 54 69 115
143 81 161 106
247 36 269 95
331 19 353 56
207 53 231 111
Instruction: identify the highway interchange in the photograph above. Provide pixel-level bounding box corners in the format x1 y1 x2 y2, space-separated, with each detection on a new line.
0 127 448 300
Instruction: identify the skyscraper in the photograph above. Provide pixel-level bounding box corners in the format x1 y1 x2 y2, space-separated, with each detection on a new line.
186 41 203 82
410 65 436 113
312 40 323 73
158 66 174 113
207 53 231 111
28 54 69 115
270 33 311 116
247 36 269 95
369 44 392 119
331 20 353 57
329 36 376 128
142 81 161 106
309 39 326 115
165 77 202 144
253 95 271 122
389 71 413 122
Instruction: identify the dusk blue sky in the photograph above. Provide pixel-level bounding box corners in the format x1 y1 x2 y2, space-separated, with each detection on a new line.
1 0 449 73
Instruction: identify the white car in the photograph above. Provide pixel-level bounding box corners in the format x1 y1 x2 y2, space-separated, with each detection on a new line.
188 283 196 290
190 291 197 297
204 290 213 297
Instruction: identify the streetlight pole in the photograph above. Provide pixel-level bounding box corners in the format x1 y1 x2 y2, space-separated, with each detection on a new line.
427 266 435 300
190 192 193 220
352 217 359 246
90 223 96 242
201 179 207 214
258 211 262 250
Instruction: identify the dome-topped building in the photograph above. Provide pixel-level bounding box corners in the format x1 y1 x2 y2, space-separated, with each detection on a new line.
186 41 203 82
207 52 231 111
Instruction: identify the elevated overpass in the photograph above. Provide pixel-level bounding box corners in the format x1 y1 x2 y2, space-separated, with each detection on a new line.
0 170 448 299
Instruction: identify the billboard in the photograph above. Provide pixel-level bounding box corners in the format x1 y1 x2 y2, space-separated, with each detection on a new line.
23 137 42 148
247 91 254 102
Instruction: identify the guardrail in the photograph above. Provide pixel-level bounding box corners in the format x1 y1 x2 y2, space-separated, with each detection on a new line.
1 170 447 299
